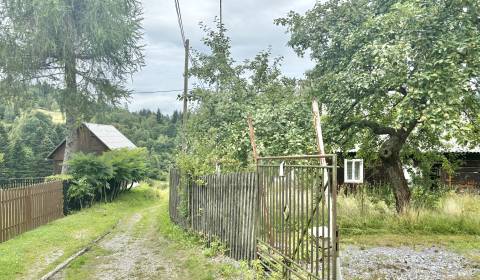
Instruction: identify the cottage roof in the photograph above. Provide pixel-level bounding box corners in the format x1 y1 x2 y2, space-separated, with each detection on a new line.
339 139 480 154
83 123 136 150
47 122 136 159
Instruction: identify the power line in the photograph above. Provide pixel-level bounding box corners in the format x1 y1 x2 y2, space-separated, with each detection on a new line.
134 89 183 94
173 0 195 67
174 0 186 47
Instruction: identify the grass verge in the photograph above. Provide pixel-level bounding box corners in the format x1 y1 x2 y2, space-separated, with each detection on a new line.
0 185 159 280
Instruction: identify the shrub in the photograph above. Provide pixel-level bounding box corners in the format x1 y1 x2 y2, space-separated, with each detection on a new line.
101 148 150 200
68 152 113 202
66 148 150 209
67 177 95 209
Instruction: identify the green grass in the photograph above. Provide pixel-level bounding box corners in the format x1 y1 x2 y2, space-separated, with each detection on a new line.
151 188 255 280
0 185 159 280
338 191 480 262
338 192 480 236
63 186 254 280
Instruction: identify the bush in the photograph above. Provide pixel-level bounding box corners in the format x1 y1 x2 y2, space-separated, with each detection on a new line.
66 148 150 209
67 177 95 209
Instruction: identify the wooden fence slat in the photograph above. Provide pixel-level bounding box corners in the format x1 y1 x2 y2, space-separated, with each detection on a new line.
0 181 63 243
169 170 258 260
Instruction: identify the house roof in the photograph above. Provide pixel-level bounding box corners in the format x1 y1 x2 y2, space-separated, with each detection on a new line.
338 139 480 154
439 139 480 153
83 123 136 150
47 122 136 159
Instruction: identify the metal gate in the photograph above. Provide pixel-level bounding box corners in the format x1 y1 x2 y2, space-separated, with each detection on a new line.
256 155 338 280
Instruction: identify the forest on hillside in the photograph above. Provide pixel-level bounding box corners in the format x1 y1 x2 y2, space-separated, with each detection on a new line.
0 91 180 180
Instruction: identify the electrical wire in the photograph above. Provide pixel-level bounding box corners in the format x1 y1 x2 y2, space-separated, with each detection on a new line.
134 89 183 94
174 0 186 47
173 0 196 67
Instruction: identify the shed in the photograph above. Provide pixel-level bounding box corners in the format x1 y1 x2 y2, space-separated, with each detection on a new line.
47 122 136 174
340 140 480 188
436 141 480 188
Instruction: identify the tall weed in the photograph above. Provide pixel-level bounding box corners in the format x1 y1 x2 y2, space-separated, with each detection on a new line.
338 188 480 235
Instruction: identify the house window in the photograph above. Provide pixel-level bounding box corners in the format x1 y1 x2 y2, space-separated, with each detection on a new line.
344 159 364 184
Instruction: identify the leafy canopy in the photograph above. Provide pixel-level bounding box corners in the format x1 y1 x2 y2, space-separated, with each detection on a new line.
182 21 316 175
277 0 480 163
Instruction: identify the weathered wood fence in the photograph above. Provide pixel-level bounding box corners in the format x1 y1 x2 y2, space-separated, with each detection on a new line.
0 180 64 243
0 177 47 189
169 169 257 260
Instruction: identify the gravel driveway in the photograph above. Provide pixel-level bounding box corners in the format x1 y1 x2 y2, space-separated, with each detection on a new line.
341 245 480 280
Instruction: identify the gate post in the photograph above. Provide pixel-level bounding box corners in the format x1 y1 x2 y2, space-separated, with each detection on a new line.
332 155 338 280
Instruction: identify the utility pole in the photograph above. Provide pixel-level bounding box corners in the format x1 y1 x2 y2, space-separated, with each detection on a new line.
182 39 190 151
220 0 223 25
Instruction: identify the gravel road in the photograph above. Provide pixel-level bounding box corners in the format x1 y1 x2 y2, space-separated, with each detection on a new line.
341 245 480 280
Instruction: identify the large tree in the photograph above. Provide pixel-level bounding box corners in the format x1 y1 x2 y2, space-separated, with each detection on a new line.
181 21 316 175
0 0 144 173
277 0 480 211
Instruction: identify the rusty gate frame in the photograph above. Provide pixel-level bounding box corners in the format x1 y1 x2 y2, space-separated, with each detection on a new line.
256 154 338 280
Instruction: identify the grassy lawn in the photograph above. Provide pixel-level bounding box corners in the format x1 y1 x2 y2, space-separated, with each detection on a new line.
0 185 159 280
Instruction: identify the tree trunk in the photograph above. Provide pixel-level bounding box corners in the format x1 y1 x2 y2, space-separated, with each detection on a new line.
379 135 411 213
61 110 77 174
61 32 78 174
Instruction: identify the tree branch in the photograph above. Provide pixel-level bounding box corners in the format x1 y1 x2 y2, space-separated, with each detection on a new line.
341 120 397 135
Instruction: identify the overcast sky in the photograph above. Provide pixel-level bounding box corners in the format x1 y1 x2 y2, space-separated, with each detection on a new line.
126 0 316 114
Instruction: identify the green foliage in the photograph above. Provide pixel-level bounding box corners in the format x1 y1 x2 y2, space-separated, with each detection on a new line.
46 174 73 182
67 178 95 209
0 0 145 115
202 239 227 258
181 20 316 175
277 0 480 183
66 148 150 208
0 111 64 179
92 107 180 178
102 148 150 184
68 153 114 188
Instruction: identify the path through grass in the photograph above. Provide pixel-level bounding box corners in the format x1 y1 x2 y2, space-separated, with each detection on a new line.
0 185 160 280
55 187 252 280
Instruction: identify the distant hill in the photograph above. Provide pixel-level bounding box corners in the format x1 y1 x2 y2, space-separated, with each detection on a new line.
34 109 65 124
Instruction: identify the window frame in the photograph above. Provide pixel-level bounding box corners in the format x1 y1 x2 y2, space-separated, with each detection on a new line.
344 159 364 184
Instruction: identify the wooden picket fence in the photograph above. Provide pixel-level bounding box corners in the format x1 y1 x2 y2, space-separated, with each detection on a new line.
169 169 257 260
0 180 64 243
0 177 47 189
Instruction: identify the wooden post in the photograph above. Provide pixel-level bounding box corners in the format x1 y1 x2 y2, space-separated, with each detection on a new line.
247 115 273 246
182 39 190 152
312 99 327 166
247 115 258 162
312 98 342 280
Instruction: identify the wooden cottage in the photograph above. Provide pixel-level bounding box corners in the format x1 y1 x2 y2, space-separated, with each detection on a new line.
340 141 480 188
47 123 136 174
437 142 480 188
